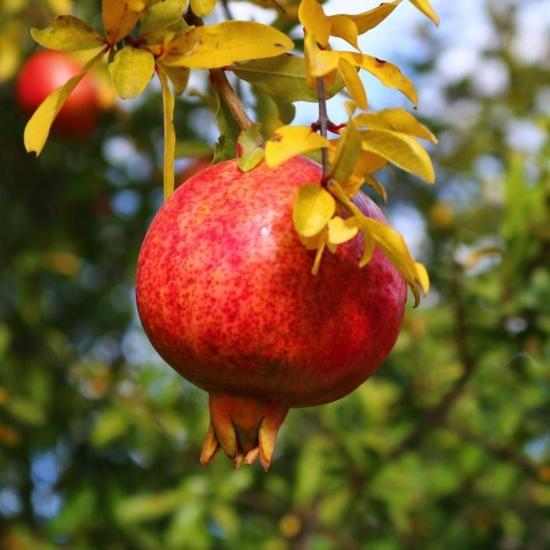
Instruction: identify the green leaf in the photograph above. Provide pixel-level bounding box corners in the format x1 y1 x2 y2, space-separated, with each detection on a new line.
237 124 265 172
109 45 155 99
293 183 336 238
234 55 344 104
360 129 435 183
140 0 187 36
31 15 105 51
24 48 106 156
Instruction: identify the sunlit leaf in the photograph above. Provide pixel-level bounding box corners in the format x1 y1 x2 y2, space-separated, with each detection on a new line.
409 0 439 26
331 122 362 182
359 228 376 267
328 15 359 49
304 34 339 78
109 45 155 99
354 108 437 143
299 0 330 48
102 0 147 44
24 48 106 156
265 125 329 168
158 67 176 199
415 262 430 294
361 129 435 183
338 57 367 110
31 16 105 51
237 123 265 172
364 174 388 203
233 55 344 103
340 51 418 106
345 1 400 35
190 0 217 17
162 21 293 68
293 183 336 238
140 0 187 36
328 216 359 245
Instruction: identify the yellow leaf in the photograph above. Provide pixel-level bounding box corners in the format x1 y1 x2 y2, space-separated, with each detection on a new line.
409 0 439 26
354 150 387 176
328 216 359 245
360 129 435 183
331 122 362 182
304 34 339 78
354 108 437 142
298 0 330 48
24 48 107 156
237 123 265 172
364 174 388 204
414 262 430 294
328 15 359 49
265 125 328 168
140 0 187 36
339 51 417 106
311 230 328 275
359 229 375 267
346 1 400 35
158 67 176 199
190 0 217 17
31 16 105 51
109 46 155 99
102 0 146 44
338 57 367 110
159 63 189 94
162 21 294 68
293 183 336 238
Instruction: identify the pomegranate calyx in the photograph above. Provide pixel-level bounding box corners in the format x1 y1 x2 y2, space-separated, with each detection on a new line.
200 393 288 470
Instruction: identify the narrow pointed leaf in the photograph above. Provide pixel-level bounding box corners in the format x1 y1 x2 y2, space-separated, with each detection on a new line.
24 48 106 155
299 0 330 48
162 21 293 68
109 45 155 99
102 0 146 44
158 67 176 199
328 15 359 49
338 57 367 110
265 125 328 168
409 0 439 26
31 16 105 51
305 34 339 78
346 1 400 35
331 122 362 182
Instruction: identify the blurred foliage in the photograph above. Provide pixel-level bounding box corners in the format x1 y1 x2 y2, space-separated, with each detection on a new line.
1 0 549 548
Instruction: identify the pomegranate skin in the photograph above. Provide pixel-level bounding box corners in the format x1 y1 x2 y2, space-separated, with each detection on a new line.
136 157 407 408
16 50 99 137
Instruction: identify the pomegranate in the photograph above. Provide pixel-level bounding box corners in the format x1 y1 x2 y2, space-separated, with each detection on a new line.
16 50 99 137
136 156 407 469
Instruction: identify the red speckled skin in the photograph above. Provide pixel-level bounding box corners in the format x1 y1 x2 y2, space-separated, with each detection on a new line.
136 157 407 407
16 50 98 137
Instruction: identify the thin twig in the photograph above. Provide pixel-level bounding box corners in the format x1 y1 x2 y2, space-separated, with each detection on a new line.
316 77 329 180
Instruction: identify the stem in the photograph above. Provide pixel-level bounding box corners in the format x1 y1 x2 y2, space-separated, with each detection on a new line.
210 69 254 132
316 77 329 179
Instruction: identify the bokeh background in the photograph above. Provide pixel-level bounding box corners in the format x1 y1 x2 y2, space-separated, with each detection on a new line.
1 0 549 548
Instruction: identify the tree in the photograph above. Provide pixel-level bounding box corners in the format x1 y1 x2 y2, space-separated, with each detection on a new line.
0 0 548 547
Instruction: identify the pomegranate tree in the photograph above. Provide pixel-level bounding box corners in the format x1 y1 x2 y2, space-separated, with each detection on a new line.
136 157 407 469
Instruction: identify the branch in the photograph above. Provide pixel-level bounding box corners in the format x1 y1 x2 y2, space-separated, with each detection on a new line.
388 262 477 459
316 77 329 180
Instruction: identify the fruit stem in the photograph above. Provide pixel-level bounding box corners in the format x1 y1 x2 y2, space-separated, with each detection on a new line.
316 77 330 181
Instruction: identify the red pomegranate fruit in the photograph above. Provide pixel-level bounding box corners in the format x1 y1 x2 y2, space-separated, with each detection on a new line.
16 50 99 137
136 156 407 469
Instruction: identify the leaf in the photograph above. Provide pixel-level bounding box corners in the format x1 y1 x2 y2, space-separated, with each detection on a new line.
328 216 359 245
162 21 294 68
328 15 359 49
140 0 187 36
158 67 176 199
102 0 147 44
345 1 400 35
361 129 435 183
233 55 344 103
293 183 336 238
304 34 339 78
265 125 329 168
409 0 439 26
354 150 387 176
298 0 330 48
237 124 265 172
364 174 388 203
24 48 106 155
338 57 367 110
159 63 190 94
190 0 217 17
414 262 430 294
340 51 418 106
311 231 328 275
354 108 437 142
359 229 376 267
109 45 155 99
31 16 105 51
331 122 362 183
